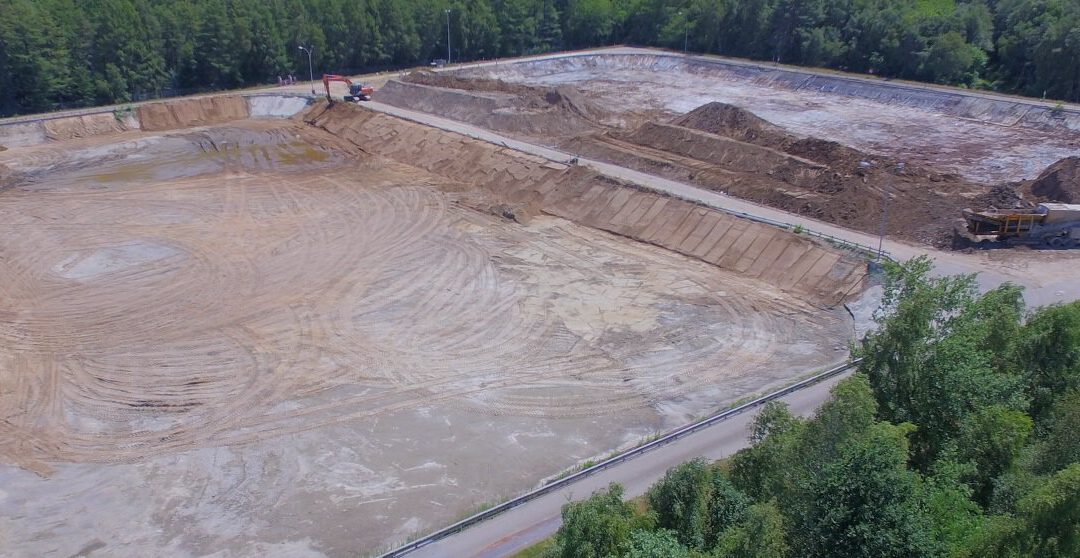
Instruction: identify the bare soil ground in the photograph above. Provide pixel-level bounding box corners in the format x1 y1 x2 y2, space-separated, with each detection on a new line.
0 114 849 555
567 103 982 246
422 55 1080 247
460 55 1080 183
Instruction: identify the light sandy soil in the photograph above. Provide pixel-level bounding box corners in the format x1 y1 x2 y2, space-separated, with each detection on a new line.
461 56 1080 184
0 118 849 555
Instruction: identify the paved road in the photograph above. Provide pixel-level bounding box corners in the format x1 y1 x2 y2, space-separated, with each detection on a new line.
403 371 852 558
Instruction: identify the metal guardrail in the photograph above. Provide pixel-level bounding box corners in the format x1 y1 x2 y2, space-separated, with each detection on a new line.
720 208 891 263
376 357 863 558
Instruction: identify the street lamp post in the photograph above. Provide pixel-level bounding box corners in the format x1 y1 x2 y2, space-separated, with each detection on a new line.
684 19 688 54
678 11 688 54
445 9 452 65
861 160 904 260
298 45 315 96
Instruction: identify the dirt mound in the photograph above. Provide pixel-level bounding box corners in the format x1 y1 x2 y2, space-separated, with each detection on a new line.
137 96 250 131
674 102 791 146
973 183 1033 210
376 79 605 137
569 103 980 246
1029 156 1080 203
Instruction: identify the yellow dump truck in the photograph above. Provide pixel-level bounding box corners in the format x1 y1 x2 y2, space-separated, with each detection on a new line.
963 203 1080 248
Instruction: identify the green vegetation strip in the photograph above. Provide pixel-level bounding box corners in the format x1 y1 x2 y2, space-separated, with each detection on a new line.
546 256 1080 558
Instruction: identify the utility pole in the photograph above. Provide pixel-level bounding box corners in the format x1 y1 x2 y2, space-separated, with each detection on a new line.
445 9 452 65
298 45 315 95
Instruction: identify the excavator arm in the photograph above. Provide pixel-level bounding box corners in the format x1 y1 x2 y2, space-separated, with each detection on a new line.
322 74 374 102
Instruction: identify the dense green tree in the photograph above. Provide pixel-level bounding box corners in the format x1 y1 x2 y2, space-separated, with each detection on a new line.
955 405 1032 506
857 257 1026 467
713 500 790 558
563 0 613 48
706 472 749 548
647 459 713 550
1033 390 1080 474
730 401 802 502
625 529 688 558
922 458 987 556
971 465 1080 557
920 31 985 85
552 483 641 558
4 0 1080 115
803 421 937 558
0 0 75 113
1012 302 1080 426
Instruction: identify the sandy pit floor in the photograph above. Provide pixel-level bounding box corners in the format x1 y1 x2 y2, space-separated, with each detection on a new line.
0 118 849 555
462 56 1080 184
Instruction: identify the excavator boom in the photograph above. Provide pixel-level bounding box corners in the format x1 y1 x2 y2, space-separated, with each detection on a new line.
322 74 374 102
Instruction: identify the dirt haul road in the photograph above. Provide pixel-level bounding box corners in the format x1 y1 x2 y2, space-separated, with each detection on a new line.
0 104 852 556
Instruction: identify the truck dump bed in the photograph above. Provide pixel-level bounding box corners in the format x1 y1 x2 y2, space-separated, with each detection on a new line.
963 203 1080 241
962 207 1046 236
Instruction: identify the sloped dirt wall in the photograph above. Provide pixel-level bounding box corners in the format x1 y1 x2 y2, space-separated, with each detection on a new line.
306 102 866 305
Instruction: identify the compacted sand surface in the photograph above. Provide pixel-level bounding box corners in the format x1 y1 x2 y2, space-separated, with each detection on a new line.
0 115 848 555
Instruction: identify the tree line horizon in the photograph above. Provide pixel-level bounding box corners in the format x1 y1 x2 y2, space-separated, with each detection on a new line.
0 0 1078 117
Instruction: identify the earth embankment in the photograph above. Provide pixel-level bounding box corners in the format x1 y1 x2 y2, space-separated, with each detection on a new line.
306 101 866 304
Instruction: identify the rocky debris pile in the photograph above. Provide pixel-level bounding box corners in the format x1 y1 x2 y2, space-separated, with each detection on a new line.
1028 156 1080 204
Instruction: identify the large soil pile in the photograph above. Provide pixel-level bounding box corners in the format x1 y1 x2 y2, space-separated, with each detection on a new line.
1028 156 1080 203
567 103 979 246
674 102 791 146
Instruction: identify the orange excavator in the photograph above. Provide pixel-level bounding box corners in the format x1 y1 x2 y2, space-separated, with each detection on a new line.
322 74 374 102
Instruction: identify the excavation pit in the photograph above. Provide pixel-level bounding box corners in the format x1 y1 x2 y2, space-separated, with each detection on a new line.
0 99 856 555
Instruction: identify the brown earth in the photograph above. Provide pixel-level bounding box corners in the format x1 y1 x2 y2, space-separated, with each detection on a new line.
673 102 791 146
401 72 541 97
379 80 987 246
137 95 250 131
0 161 15 190
973 156 1080 215
387 72 610 137
565 103 982 247
1026 156 1080 204
0 100 856 555
305 101 866 305
42 112 133 140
